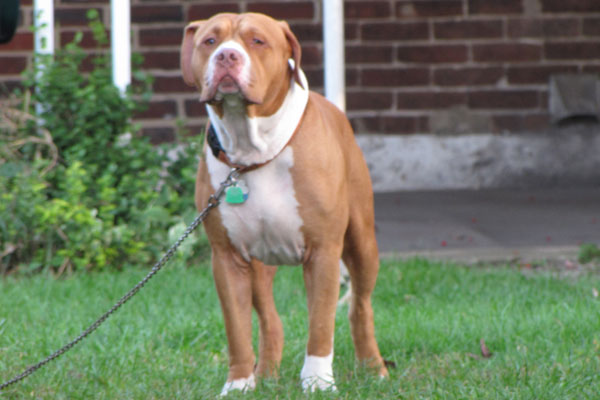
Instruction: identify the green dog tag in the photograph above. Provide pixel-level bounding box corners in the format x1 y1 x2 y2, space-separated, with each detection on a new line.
225 186 245 204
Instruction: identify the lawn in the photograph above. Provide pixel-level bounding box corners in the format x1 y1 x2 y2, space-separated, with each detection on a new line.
1 258 599 399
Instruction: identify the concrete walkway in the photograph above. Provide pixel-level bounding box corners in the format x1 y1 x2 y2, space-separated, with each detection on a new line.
374 187 600 262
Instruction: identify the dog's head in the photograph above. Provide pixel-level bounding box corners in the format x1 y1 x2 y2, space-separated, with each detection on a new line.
181 13 303 110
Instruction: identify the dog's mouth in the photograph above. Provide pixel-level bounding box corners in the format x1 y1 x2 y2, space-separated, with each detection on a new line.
217 75 240 94
204 74 261 105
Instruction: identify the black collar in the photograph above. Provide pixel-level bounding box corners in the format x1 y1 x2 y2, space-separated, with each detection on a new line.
207 124 225 160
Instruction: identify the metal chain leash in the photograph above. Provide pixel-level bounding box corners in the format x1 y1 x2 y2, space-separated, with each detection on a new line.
0 168 240 392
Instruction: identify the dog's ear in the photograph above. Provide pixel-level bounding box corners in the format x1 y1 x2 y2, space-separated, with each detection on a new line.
181 21 204 87
279 21 304 89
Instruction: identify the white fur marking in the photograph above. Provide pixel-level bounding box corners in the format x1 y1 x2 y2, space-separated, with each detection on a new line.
219 374 256 397
300 352 337 392
207 146 305 265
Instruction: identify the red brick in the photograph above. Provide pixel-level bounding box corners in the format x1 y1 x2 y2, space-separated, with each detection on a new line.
153 76 196 94
349 115 426 134
0 57 28 74
469 0 523 14
493 113 550 132
397 1 463 18
545 41 600 60
468 90 539 109
141 51 181 70
139 28 183 47
434 20 503 40
382 116 428 134
434 67 504 86
131 5 183 23
185 99 207 118
300 44 322 66
397 91 467 109
361 67 429 87
246 2 315 20
507 65 579 84
135 100 177 120
507 18 579 38
362 22 428 41
55 8 103 26
541 0 600 12
183 100 205 120
397 45 468 63
345 23 360 40
349 116 381 133
473 43 542 62
288 23 322 42
345 1 391 19
188 4 240 20
142 127 175 145
0 32 33 51
583 65 600 74
303 67 323 87
345 45 394 64
583 18 600 36
346 68 360 86
346 91 394 110
61 31 110 49
79 53 101 73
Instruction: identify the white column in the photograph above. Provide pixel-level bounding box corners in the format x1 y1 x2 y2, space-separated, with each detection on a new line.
34 0 54 55
34 0 54 117
323 0 345 111
111 0 131 94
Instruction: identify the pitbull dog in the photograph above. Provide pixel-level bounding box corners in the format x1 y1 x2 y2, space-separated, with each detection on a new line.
180 12 387 395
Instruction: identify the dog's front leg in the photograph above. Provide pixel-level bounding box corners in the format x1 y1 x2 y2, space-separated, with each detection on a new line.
300 248 341 392
250 260 284 378
211 249 256 396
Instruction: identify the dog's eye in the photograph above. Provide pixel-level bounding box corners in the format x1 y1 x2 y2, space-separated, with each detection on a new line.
204 38 216 46
253 38 265 46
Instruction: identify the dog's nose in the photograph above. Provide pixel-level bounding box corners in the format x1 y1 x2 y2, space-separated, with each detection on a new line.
215 48 242 67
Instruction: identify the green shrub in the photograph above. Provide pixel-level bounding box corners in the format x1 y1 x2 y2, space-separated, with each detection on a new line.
578 243 600 264
0 11 207 275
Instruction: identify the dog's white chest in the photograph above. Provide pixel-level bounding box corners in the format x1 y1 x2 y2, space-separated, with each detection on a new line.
207 146 305 265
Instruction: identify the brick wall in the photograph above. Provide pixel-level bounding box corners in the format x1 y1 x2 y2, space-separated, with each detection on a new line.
1 0 600 142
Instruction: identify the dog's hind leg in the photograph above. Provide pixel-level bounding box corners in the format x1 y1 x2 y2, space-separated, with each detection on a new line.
342 207 388 377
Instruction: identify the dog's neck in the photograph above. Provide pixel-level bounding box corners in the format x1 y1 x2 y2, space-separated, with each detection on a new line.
206 69 309 167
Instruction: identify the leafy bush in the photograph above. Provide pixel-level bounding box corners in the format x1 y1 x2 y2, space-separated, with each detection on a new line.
578 243 600 264
0 12 207 275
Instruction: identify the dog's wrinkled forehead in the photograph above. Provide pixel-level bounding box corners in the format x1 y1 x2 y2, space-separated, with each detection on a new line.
193 13 287 52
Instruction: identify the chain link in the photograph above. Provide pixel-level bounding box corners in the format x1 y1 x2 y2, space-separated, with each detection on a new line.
0 168 240 392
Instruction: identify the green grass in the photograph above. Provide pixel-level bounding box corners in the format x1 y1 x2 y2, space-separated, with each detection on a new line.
1 259 599 399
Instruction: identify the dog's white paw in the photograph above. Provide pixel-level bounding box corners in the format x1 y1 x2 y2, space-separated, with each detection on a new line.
219 374 256 397
300 353 337 392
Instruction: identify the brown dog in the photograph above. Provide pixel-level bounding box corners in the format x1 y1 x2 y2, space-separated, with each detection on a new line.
181 12 387 395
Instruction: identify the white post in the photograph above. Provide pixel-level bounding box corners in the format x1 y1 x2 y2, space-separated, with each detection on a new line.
34 0 54 56
323 0 345 112
34 0 54 117
111 0 131 94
